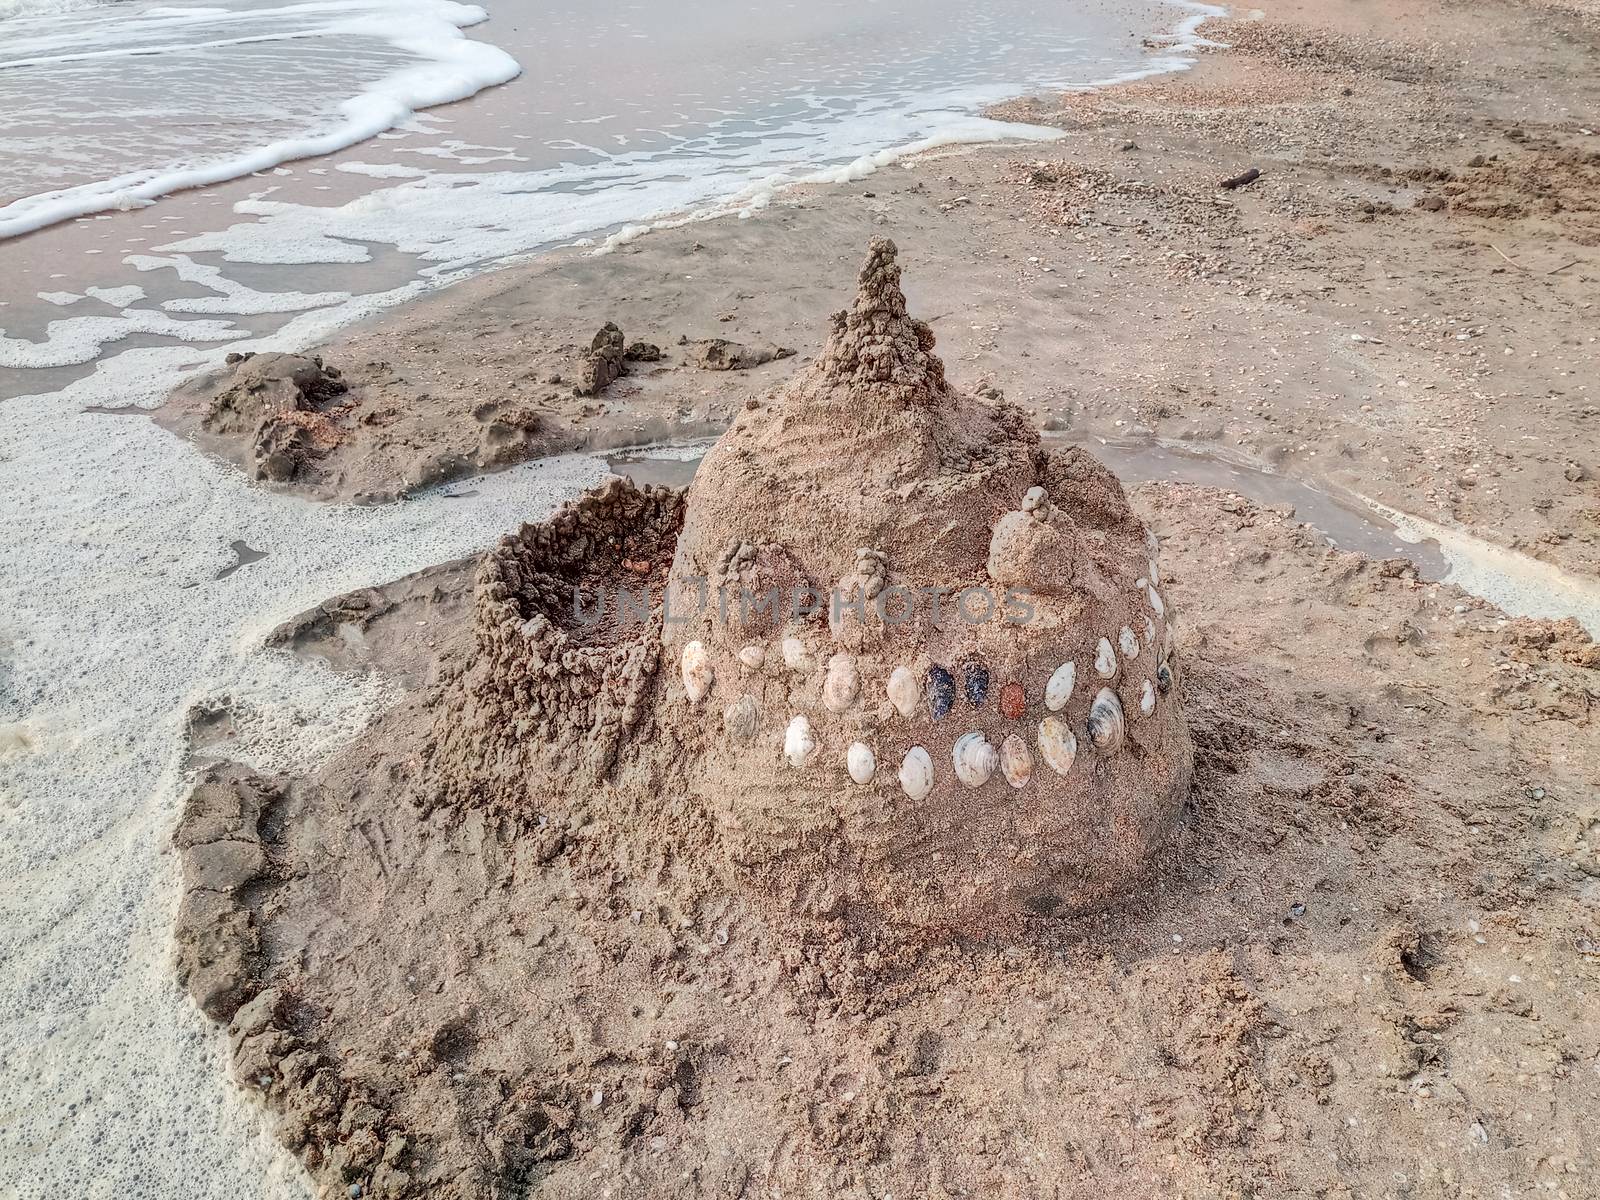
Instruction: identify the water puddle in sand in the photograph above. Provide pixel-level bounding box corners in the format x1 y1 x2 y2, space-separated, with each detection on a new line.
605 437 1600 635
214 540 268 581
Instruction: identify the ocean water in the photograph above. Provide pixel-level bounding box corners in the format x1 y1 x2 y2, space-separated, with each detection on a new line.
0 1 1219 1196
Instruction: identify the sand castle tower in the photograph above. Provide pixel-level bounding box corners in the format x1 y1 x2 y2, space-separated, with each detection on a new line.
424 239 1190 935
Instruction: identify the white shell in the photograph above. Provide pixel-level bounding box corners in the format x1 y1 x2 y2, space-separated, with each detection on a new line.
898 746 934 800
784 715 819 768
846 742 876 785
681 641 713 704
1147 586 1165 618
1095 637 1118 679
724 695 758 743
822 654 860 714
886 666 920 717
1142 614 1157 644
1087 688 1126 751
782 637 813 673
737 643 766 670
952 731 999 788
1000 734 1032 789
1149 558 1161 585
1139 679 1156 716
1044 662 1076 712
1119 625 1139 659
1037 717 1077 776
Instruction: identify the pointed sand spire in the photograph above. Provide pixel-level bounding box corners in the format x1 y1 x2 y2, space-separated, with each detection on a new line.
811 238 948 404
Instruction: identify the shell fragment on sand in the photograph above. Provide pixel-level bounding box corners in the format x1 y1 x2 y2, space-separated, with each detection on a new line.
1095 638 1118 679
1038 717 1077 776
886 666 920 717
952 731 999 788
1087 688 1126 751
784 715 819 768
681 641 713 704
962 663 990 707
899 746 934 800
724 695 758 743
1000 733 1033 788
822 654 860 713
847 741 876 784
1045 661 1076 711
927 665 955 719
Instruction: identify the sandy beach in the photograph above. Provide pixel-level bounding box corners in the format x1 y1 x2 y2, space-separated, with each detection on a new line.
5 0 1600 1195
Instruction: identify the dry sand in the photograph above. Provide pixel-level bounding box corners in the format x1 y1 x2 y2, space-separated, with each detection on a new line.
165 0 1600 1196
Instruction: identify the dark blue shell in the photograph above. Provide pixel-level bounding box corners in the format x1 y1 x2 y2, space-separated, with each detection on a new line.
926 665 955 719
963 663 989 707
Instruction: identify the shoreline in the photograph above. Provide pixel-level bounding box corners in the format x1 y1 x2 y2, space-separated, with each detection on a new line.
0 0 1206 404
148 0 1600 586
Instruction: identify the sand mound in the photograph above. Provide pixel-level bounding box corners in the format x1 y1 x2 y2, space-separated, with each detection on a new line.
658 239 1190 932
417 240 1190 935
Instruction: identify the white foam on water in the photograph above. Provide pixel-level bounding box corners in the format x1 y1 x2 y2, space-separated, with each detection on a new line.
84 284 147 307
0 0 520 239
127 254 350 316
0 308 242 368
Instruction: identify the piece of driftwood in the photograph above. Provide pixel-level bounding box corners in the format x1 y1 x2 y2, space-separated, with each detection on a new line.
1219 167 1262 190
1489 243 1528 271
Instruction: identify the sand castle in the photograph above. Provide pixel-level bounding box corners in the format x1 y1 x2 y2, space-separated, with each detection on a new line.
422 239 1191 933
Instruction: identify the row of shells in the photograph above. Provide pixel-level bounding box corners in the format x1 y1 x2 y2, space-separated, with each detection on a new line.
777 682 1154 798
678 586 1170 721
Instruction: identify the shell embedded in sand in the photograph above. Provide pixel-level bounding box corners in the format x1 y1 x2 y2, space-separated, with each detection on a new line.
823 654 861 713
681 641 713 704
1087 688 1126 751
737 643 766 670
1038 717 1077 776
784 715 819 768
926 664 955 719
999 733 1033 789
886 666 920 717
1119 625 1139 660
782 637 813 673
1045 662 1076 711
1021 485 1049 515
1149 558 1161 585
1147 586 1165 618
962 663 990 708
1142 614 1157 645
847 741 876 784
1157 658 1175 694
724 695 758 743
1140 679 1157 717
898 746 934 800
1095 638 1118 679
952 731 998 788
999 681 1026 720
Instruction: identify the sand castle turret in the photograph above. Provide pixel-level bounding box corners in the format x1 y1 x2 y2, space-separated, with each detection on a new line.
424 239 1191 935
